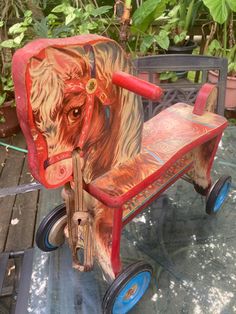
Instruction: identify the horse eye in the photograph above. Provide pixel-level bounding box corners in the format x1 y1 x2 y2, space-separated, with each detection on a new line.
68 107 81 123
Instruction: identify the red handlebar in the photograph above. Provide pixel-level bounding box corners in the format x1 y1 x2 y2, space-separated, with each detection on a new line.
112 71 163 101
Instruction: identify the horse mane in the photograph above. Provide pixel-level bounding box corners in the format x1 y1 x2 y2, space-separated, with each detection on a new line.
85 41 144 180
28 39 143 183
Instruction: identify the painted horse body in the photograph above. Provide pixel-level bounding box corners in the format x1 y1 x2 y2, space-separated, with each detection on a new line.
13 35 143 278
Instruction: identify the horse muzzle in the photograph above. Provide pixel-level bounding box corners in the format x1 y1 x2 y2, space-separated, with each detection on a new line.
44 151 73 186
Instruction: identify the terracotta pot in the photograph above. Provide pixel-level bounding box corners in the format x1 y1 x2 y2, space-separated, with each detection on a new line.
0 100 20 138
208 70 236 110
137 72 160 84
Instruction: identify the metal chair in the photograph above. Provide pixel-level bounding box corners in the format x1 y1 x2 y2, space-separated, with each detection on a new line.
134 54 228 119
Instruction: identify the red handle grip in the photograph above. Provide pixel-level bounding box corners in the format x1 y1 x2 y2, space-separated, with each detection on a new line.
112 71 163 101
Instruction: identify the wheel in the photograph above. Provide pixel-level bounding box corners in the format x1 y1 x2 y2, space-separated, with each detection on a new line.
206 176 232 215
102 261 153 314
36 203 67 252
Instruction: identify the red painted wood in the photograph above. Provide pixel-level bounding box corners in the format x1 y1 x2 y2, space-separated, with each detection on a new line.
112 71 163 101
12 35 114 188
193 83 216 115
111 207 123 277
122 163 193 226
87 103 227 207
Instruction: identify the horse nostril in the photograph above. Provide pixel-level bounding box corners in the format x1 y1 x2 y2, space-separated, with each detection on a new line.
59 167 65 175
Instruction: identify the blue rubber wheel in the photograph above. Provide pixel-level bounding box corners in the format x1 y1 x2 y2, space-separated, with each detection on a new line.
102 261 153 314
36 204 67 252
206 176 231 215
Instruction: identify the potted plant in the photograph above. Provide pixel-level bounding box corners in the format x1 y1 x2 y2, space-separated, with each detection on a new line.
129 0 201 82
0 2 33 137
161 0 202 54
0 74 20 137
32 2 113 39
203 0 236 109
130 0 170 56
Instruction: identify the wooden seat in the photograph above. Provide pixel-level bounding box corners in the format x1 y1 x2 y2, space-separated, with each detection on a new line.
88 103 227 216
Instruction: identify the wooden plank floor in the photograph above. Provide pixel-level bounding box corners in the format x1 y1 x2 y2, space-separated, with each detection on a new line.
0 132 62 314
0 132 39 253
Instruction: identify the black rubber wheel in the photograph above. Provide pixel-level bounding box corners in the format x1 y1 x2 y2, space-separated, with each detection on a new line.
102 261 153 314
36 203 67 252
206 175 232 215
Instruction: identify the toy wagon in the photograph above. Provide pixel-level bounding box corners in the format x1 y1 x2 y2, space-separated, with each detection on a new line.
12 35 231 313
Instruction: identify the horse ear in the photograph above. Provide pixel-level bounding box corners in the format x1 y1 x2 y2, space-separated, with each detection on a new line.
45 46 87 74
30 57 42 69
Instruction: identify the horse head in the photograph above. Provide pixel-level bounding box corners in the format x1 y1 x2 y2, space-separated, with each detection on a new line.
13 36 143 188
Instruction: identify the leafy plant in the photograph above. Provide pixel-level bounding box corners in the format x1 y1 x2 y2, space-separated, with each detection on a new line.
0 76 14 106
0 10 33 49
203 0 236 76
161 0 202 46
130 0 170 55
129 0 201 55
0 1 37 108
33 2 113 38
207 40 236 76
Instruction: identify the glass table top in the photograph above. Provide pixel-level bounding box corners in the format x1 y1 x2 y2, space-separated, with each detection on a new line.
28 126 236 314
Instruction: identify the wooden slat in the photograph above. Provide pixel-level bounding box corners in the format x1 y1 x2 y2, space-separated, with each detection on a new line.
0 133 26 252
14 249 34 314
5 158 39 252
0 252 9 293
0 139 9 177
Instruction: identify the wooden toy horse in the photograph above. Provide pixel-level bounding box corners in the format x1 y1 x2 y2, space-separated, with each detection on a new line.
12 35 231 313
13 35 146 279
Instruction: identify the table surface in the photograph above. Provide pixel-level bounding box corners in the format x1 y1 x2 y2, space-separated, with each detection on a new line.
25 125 236 314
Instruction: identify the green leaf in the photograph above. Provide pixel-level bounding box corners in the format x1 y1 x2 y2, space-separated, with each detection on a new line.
168 4 180 17
0 93 6 106
78 24 90 34
0 39 15 48
0 116 6 123
85 4 95 14
91 6 112 17
13 33 24 45
23 16 32 25
64 6 75 15
228 62 234 73
33 18 49 38
202 0 235 24
160 71 177 81
51 24 71 38
86 22 98 30
47 14 58 21
24 10 32 17
207 39 222 56
154 30 169 50
52 4 68 13
140 35 155 53
65 12 76 25
0 21 4 27
227 0 236 12
74 8 82 18
9 23 26 35
132 0 165 32
174 31 187 44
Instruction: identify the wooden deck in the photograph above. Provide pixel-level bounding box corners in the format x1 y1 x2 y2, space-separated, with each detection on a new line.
0 132 63 314
0 132 39 253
